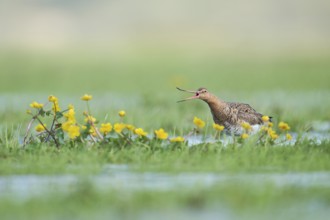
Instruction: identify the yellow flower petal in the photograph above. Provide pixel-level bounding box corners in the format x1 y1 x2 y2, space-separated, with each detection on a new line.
118 110 126 117
63 109 76 123
100 123 112 134
48 95 58 102
241 122 252 131
170 136 185 142
213 123 224 131
262 116 270 122
30 101 44 109
68 125 80 139
35 124 46 132
134 128 148 137
154 128 168 140
114 123 126 134
241 133 249 139
126 124 135 131
84 115 96 123
286 133 292 140
278 122 290 131
268 128 279 140
193 117 205 129
62 121 73 132
81 94 92 101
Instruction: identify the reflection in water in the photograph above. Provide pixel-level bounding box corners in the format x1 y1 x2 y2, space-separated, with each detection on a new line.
1 164 330 200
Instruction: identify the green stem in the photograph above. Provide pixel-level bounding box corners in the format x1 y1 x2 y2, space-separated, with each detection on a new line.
35 116 60 148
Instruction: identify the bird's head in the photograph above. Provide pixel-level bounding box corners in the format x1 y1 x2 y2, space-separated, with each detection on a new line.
176 87 211 102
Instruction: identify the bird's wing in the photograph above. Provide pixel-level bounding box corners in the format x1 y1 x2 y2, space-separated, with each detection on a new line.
228 102 263 125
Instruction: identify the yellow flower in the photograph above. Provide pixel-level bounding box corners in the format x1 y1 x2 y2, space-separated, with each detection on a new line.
84 115 96 124
126 124 135 131
286 133 292 141
63 109 76 123
268 122 273 128
62 121 74 132
48 95 58 102
48 95 61 112
118 110 126 117
262 115 270 122
100 123 112 134
68 125 80 139
114 123 126 134
88 127 97 137
270 133 278 140
35 124 46 132
193 117 205 129
241 122 252 131
134 128 148 137
241 133 249 139
278 122 290 131
81 94 92 101
81 125 87 130
53 101 61 112
268 128 278 140
213 123 224 131
30 101 43 109
53 102 61 112
170 136 185 142
154 128 168 140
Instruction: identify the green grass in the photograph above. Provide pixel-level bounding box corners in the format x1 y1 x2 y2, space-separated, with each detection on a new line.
0 139 329 175
1 50 330 93
0 50 330 219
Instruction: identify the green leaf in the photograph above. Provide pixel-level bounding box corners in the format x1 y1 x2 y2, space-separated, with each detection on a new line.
39 109 45 117
55 129 65 145
56 112 63 119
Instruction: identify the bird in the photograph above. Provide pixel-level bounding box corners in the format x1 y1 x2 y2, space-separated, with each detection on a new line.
176 87 271 135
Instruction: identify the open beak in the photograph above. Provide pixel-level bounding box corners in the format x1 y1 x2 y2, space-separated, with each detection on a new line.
176 87 199 103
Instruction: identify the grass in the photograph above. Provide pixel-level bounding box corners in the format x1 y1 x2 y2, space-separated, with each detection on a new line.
0 139 329 175
1 50 330 93
0 49 330 219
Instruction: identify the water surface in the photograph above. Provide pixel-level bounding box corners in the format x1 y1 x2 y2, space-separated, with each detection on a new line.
1 164 329 200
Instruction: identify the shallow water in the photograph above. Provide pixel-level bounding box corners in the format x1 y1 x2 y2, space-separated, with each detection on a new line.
185 130 329 146
1 164 330 200
186 120 330 146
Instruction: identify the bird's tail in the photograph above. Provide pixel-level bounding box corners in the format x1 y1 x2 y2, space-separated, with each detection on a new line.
269 116 273 122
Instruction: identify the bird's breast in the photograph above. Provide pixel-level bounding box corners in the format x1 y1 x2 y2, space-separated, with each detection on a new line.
224 123 263 136
223 123 243 136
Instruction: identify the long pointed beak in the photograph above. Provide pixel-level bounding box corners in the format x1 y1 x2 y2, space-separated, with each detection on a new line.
176 87 196 93
177 96 199 103
176 87 199 103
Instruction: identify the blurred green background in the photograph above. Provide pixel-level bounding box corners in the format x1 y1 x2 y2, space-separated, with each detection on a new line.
0 2 330 220
0 0 329 128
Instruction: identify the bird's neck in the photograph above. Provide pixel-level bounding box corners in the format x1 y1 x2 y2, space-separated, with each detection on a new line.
203 94 227 113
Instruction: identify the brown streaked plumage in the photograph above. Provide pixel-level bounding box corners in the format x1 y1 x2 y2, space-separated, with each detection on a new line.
177 87 271 135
